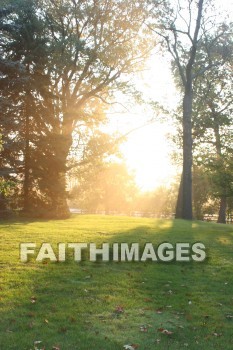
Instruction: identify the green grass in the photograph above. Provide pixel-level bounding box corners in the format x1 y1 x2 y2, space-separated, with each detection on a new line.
0 215 233 349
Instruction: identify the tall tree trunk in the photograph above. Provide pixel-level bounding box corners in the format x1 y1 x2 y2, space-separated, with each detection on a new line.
174 0 204 220
44 121 73 219
23 92 30 212
0 192 7 217
217 196 227 224
182 87 193 220
213 122 227 224
49 170 70 219
175 173 183 219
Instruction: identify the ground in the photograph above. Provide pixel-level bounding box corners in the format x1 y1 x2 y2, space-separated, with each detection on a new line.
0 215 233 349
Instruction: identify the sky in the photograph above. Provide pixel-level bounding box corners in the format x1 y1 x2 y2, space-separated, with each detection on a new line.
105 54 180 191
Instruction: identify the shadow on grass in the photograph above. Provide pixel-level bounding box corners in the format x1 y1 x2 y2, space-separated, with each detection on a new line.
1 217 233 349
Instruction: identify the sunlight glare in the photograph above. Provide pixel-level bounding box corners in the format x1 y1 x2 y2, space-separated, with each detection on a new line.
120 122 177 191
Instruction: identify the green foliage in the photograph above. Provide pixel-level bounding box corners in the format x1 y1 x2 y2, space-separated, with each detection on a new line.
171 23 233 221
0 177 16 196
0 0 153 217
133 185 177 217
69 161 137 213
191 30 233 221
192 166 213 220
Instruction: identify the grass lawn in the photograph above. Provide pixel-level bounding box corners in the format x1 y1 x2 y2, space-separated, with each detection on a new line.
0 215 233 350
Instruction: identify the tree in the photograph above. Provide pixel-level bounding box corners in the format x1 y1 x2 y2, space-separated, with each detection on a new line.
192 165 211 220
192 31 233 223
1 0 153 218
134 185 177 218
149 0 230 220
0 0 53 217
69 161 137 214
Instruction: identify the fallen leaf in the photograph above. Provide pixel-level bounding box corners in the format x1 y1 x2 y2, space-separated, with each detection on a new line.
115 305 124 313
123 344 139 350
139 325 148 332
158 328 173 335
31 296 37 304
213 332 222 337
144 298 152 302
156 308 163 314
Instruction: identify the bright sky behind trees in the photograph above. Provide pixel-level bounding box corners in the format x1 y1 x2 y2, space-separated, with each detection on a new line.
105 0 232 191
